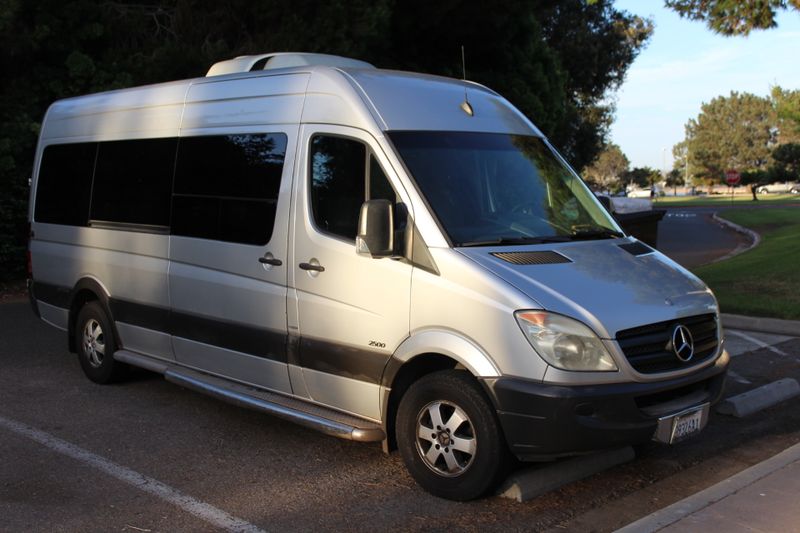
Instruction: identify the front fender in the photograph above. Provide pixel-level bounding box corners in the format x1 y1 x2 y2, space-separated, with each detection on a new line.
386 328 501 385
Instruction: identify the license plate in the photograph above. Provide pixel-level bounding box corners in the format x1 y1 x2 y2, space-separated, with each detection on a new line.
653 403 709 444
670 408 704 442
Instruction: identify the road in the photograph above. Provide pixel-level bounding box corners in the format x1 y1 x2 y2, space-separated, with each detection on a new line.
1 300 799 532
656 208 749 268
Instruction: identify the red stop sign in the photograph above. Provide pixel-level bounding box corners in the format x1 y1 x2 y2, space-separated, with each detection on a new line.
725 169 741 186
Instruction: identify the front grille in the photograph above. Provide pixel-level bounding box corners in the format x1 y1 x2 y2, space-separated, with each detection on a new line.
616 314 719 374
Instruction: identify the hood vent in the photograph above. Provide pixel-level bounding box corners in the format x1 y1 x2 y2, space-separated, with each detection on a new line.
491 251 572 265
618 241 654 257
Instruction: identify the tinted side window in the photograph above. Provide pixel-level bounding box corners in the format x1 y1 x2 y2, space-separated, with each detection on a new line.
172 133 287 245
309 136 398 241
91 138 176 227
34 143 97 226
309 136 366 240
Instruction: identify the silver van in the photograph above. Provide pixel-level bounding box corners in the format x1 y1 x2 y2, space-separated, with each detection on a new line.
28 53 728 500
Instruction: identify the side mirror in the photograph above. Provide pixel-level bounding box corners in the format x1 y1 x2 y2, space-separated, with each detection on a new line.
356 199 394 258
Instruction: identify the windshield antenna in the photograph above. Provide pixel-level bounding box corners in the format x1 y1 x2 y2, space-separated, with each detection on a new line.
460 45 474 116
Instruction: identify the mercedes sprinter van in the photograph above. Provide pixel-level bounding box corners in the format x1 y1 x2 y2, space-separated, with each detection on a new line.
28 53 728 500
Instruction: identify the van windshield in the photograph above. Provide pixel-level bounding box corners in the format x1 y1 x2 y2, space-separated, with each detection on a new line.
389 131 622 247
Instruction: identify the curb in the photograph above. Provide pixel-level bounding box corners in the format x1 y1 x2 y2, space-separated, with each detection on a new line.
498 446 635 502
615 441 800 532
708 213 760 264
716 378 800 418
722 313 800 337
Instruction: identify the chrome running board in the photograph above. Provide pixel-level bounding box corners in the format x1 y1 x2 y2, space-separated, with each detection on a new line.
114 349 385 442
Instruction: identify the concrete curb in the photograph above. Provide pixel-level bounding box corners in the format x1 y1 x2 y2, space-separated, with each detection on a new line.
708 213 760 264
615 441 800 533
722 313 800 336
716 378 800 418
498 446 635 502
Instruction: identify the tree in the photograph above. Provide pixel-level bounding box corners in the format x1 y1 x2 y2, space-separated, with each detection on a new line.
772 86 800 143
665 168 685 195
582 143 629 190
772 143 800 179
621 166 661 189
678 91 776 199
0 0 651 281
665 0 800 36
672 140 700 188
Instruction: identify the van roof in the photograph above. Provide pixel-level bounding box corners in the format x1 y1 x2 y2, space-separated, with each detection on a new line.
40 59 541 142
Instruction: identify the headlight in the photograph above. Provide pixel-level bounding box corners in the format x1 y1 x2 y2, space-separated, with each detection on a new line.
515 311 618 372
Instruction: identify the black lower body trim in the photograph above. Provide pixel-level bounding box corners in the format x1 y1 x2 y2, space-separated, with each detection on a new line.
170 308 287 363
299 337 387 385
481 352 729 461
32 281 71 308
27 279 40 318
33 280 287 364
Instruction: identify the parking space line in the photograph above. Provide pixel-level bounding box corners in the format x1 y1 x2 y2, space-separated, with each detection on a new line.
0 415 266 533
726 330 789 357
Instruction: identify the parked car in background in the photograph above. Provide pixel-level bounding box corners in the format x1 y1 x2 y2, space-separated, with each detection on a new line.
757 182 800 194
627 185 664 198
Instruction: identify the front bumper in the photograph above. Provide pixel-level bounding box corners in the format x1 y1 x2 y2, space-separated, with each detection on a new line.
480 350 729 461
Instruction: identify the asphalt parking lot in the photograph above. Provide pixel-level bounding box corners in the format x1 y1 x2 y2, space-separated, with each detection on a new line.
1 300 799 532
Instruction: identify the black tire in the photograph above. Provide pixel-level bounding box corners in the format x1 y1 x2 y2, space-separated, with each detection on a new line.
396 370 510 500
75 301 128 384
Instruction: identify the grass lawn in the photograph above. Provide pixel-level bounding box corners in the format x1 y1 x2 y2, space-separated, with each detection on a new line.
693 208 800 320
654 193 800 208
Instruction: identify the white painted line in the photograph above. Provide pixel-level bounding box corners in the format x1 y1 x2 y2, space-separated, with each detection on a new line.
0 415 265 533
726 330 789 356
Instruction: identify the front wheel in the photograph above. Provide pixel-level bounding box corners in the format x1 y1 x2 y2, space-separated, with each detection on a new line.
75 301 129 384
396 370 510 500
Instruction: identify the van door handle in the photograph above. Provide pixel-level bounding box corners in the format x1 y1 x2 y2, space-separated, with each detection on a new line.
258 255 282 266
299 262 325 272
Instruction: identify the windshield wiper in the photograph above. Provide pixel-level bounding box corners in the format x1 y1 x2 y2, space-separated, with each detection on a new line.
459 235 571 247
567 227 624 241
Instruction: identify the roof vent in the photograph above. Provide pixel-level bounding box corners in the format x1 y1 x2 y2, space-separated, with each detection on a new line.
206 53 375 77
491 251 572 265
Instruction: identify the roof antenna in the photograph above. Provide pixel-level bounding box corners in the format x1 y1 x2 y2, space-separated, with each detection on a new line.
460 45 474 117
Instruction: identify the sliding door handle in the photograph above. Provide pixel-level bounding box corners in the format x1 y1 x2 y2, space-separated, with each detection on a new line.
258 252 282 267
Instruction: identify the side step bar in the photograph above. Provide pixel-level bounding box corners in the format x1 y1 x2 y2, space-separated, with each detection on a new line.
114 350 385 442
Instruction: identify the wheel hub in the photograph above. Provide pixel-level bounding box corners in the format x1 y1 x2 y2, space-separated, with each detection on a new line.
415 400 476 477
81 319 105 368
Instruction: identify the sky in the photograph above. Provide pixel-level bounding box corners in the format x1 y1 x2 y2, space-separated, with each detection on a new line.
609 1 800 170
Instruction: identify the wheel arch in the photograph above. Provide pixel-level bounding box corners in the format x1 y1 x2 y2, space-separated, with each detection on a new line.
380 330 501 452
67 277 117 353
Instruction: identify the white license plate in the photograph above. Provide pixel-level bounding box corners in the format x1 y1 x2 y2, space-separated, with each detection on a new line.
670 408 704 442
653 403 710 444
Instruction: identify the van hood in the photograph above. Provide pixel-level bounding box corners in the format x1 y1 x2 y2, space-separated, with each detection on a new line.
457 239 717 339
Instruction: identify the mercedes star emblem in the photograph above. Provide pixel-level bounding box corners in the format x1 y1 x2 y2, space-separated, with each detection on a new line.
672 324 694 362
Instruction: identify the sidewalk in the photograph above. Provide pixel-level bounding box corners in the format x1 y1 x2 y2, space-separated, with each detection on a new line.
617 442 800 532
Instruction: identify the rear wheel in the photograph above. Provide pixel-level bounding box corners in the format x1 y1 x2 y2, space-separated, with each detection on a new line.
396 370 509 500
75 301 128 384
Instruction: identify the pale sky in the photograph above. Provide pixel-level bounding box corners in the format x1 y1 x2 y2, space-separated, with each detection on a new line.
610 1 800 170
